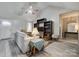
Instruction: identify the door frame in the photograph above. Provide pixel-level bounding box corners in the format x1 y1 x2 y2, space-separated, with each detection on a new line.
59 11 79 40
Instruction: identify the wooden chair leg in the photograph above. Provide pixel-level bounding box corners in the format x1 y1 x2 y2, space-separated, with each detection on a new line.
33 47 36 55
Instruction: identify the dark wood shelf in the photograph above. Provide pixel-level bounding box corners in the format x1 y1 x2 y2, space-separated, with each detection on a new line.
34 18 53 40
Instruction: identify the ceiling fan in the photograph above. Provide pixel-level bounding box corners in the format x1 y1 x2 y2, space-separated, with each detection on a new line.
16 2 40 16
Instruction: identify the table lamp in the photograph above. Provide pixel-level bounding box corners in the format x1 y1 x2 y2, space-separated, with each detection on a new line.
32 27 39 38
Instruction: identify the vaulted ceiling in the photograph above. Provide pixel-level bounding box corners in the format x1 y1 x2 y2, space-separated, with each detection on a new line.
0 2 79 21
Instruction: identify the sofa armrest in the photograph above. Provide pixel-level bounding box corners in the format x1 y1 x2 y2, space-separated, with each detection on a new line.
15 31 30 53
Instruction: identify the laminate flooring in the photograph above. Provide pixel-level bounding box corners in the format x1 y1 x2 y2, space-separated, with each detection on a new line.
0 38 79 57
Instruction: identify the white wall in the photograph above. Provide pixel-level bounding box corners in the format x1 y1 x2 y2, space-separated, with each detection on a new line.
37 7 70 35
0 19 27 39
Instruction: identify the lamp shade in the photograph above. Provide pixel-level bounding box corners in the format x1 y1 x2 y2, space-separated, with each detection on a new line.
26 22 33 32
32 28 39 36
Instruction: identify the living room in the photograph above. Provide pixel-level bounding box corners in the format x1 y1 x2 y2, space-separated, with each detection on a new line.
0 2 79 57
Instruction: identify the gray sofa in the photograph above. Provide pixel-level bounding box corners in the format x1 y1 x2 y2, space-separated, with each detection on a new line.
15 31 30 53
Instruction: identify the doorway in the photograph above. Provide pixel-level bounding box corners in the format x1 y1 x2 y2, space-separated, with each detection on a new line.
59 11 79 43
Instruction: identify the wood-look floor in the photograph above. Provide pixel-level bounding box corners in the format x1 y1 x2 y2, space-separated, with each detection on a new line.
0 38 79 57
33 39 79 57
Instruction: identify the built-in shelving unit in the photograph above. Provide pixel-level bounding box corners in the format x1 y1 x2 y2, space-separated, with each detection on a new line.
44 21 53 40
34 18 53 40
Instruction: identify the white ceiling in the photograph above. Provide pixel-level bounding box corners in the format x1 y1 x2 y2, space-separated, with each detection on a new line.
0 2 79 21
43 2 79 10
